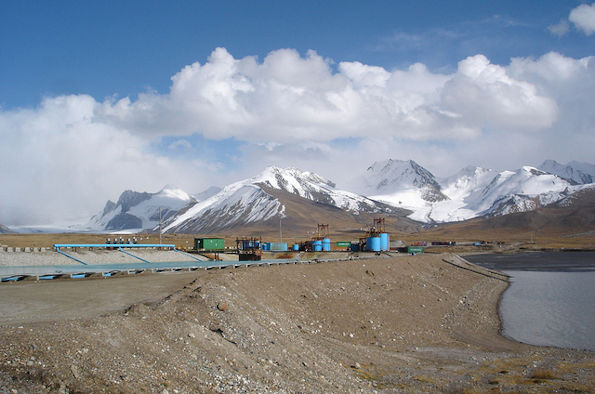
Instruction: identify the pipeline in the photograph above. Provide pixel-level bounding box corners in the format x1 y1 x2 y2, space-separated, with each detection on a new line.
55 247 88 265
118 247 152 264
173 247 209 262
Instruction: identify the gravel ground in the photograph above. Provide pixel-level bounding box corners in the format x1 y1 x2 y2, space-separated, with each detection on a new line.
0 250 76 267
1 253 593 392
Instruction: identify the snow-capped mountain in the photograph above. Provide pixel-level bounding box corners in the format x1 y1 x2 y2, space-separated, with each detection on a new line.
469 167 571 215
193 186 222 202
440 166 496 202
552 183 595 208
255 167 394 213
85 159 594 233
88 185 196 231
357 160 590 223
411 166 497 223
351 159 448 222
540 160 595 185
163 166 400 233
360 159 447 202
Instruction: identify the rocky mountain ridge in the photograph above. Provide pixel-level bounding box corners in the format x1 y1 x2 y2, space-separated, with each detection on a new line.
81 160 594 233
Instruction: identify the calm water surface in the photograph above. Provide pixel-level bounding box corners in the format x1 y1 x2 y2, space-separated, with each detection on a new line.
467 252 595 351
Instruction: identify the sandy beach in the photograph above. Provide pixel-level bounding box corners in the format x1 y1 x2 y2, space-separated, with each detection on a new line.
1 253 593 392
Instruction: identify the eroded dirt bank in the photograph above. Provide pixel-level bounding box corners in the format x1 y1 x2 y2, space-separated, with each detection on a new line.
1 254 593 392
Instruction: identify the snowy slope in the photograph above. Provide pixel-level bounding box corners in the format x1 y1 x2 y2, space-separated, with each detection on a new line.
85 160 594 232
470 167 570 214
540 160 595 185
440 166 496 202
431 166 572 221
360 159 447 201
163 166 397 233
162 182 283 233
354 159 447 222
193 186 222 202
358 160 584 223
254 167 391 213
88 185 195 231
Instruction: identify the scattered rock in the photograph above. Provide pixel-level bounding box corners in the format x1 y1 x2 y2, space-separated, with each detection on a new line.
71 365 81 379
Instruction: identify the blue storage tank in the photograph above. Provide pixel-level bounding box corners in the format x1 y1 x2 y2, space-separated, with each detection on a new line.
366 236 381 252
313 240 322 252
292 243 299 251
322 238 331 251
380 233 390 251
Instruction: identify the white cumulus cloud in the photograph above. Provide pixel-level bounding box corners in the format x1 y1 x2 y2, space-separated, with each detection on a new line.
569 2 595 35
441 54 558 131
95 48 559 143
1 48 594 226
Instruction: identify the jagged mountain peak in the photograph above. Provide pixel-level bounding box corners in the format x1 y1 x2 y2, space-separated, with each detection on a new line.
155 185 193 201
82 159 594 234
88 185 196 231
365 159 441 193
539 159 595 185
254 166 336 189
116 190 152 213
521 166 548 176
161 166 402 233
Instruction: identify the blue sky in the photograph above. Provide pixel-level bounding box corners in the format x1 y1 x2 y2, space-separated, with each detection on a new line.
1 1 594 225
2 1 591 107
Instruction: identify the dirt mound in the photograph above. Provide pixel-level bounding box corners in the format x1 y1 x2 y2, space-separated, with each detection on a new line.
1 254 593 392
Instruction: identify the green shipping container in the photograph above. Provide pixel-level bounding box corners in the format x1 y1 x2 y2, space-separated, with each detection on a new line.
336 241 351 247
194 238 225 250
407 246 425 254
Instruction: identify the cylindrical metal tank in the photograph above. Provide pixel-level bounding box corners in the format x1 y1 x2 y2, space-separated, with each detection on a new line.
366 236 381 252
292 243 299 251
313 240 322 252
322 238 331 251
380 233 389 251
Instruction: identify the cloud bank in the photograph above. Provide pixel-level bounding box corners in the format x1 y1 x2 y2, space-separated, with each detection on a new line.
1 48 594 225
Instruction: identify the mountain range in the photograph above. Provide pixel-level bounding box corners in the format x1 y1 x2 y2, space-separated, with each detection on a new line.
87 185 196 231
80 159 595 235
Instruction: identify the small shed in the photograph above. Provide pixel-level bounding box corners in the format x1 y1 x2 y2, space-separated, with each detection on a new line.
194 238 225 251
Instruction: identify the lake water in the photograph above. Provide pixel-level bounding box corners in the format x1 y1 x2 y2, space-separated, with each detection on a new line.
466 252 595 351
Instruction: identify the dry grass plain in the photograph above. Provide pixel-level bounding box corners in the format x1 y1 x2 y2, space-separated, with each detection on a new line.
2 225 593 252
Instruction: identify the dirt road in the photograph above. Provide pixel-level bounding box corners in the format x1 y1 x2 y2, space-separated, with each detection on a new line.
1 254 593 392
